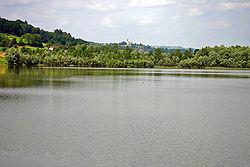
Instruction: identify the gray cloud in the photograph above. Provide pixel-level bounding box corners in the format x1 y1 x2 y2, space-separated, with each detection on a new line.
0 0 249 48
217 1 250 11
128 0 177 7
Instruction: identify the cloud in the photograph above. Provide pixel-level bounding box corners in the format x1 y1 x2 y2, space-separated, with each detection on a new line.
188 8 203 16
191 0 206 4
170 15 183 21
50 0 90 10
129 0 176 7
137 16 154 25
10 13 21 19
202 20 233 29
0 0 41 6
171 15 182 20
100 8 159 28
50 0 117 11
87 3 116 11
59 20 69 26
217 2 250 11
102 16 113 27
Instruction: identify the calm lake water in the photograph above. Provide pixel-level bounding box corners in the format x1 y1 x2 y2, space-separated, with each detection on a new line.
0 67 250 167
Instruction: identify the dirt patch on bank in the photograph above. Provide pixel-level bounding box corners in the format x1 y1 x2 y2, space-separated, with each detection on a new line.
18 46 37 49
0 53 5 58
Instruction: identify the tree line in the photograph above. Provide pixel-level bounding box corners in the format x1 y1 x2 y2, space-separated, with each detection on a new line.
0 17 88 46
5 44 250 68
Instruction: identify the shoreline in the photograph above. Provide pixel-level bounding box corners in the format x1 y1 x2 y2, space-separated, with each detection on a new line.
1 64 249 71
154 66 250 71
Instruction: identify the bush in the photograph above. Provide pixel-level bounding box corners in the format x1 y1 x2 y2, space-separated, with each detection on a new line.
5 47 22 65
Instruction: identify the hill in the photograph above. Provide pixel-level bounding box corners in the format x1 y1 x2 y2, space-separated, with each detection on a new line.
154 46 184 49
0 17 88 47
91 41 191 53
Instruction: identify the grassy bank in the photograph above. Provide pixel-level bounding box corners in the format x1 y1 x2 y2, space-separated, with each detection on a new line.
155 66 250 70
1 59 249 70
0 57 8 65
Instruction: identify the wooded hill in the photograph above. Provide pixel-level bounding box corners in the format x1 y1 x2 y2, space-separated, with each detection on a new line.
0 17 88 47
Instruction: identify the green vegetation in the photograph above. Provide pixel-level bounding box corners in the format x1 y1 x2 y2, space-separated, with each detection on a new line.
0 57 7 65
0 17 88 46
3 45 250 69
1 17 249 69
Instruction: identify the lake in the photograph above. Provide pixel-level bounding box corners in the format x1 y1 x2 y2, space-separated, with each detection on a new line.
0 67 250 167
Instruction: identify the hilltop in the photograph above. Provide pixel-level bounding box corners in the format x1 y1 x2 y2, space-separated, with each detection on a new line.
0 17 88 47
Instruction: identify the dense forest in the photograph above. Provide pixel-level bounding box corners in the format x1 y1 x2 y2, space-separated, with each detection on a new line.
1 18 250 69
0 17 88 46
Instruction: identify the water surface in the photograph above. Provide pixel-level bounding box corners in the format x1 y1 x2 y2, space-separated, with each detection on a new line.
0 67 250 167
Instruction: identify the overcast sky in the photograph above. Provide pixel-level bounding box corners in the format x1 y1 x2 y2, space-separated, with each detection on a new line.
0 0 249 48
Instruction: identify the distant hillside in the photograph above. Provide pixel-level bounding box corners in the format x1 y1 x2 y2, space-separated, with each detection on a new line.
0 17 193 53
90 41 191 53
155 46 184 49
0 17 88 46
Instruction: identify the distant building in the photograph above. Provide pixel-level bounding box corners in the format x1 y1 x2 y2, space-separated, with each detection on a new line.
48 46 57 51
126 38 133 46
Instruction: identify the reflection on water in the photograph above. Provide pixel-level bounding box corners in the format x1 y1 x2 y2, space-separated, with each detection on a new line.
0 67 250 88
0 67 250 167
0 93 26 103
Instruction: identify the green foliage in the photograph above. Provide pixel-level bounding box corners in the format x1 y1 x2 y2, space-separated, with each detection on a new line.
0 18 23 36
153 48 163 64
0 57 8 65
178 45 250 68
5 47 22 65
3 44 249 69
0 17 88 46
21 33 43 47
18 38 25 46
9 38 17 47
0 38 10 47
0 33 22 48
20 46 29 53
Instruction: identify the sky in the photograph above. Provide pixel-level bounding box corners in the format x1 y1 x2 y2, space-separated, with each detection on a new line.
0 0 250 48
